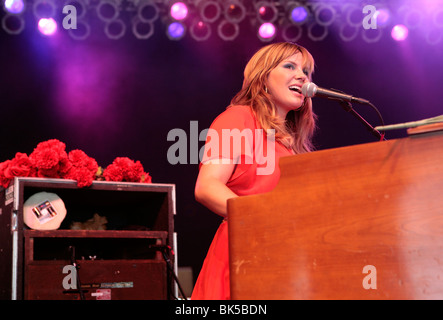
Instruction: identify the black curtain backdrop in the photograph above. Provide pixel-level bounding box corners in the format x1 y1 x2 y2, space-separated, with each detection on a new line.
1 4 442 286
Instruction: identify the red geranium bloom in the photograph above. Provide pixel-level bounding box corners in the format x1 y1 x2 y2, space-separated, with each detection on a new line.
0 139 152 189
0 160 12 188
103 157 149 183
29 139 68 177
4 152 34 179
141 172 152 183
65 150 99 187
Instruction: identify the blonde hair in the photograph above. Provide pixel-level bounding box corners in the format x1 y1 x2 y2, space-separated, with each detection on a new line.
230 42 316 154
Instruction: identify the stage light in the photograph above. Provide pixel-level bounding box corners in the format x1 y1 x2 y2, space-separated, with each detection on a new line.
314 4 336 27
307 23 328 41
97 0 119 22
256 1 278 23
1 13 25 34
288 2 309 24
68 20 90 40
33 0 56 19
4 0 25 14
170 2 188 21
167 21 185 40
338 24 359 42
375 8 391 27
217 20 239 41
5 0 437 45
38 17 57 36
197 0 221 23
344 4 361 27
291 7 307 23
190 20 211 41
404 8 423 30
391 24 408 41
282 24 302 42
224 1 246 23
258 22 276 41
137 0 159 23
132 17 154 39
104 19 126 39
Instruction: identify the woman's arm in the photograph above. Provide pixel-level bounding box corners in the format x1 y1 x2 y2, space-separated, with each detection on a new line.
194 162 238 218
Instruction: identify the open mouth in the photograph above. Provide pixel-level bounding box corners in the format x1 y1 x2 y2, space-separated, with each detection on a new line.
289 85 302 94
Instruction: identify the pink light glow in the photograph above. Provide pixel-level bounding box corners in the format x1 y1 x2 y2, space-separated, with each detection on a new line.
258 23 275 39
170 2 188 20
391 24 409 41
375 8 390 26
38 18 57 36
5 0 25 14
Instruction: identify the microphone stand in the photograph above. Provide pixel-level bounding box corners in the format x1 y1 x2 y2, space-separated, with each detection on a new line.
327 90 386 141
337 100 385 141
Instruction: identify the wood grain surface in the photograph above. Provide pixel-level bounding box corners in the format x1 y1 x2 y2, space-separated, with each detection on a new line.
228 129 443 299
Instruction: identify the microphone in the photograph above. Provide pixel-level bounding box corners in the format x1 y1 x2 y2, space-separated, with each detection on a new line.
301 82 370 105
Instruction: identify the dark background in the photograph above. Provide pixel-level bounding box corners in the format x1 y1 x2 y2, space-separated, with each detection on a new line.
1 0 442 289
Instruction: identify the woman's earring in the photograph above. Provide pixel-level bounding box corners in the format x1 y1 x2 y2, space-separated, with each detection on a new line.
265 87 268 93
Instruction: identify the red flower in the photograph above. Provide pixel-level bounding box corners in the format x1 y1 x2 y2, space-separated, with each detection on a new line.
141 172 152 183
0 160 12 188
103 157 151 183
58 157 73 178
29 139 68 178
0 139 153 189
4 152 35 179
68 150 98 172
67 167 96 188
65 149 98 187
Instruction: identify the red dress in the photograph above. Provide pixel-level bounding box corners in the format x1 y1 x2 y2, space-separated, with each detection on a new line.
191 105 294 300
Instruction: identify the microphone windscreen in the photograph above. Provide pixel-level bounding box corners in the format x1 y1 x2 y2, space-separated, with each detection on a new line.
301 82 317 98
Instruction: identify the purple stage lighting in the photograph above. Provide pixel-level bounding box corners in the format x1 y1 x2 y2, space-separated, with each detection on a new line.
167 21 185 39
4 0 25 14
191 20 211 41
258 22 275 40
376 8 390 26
391 24 409 41
38 18 57 36
199 1 220 23
257 3 277 23
170 2 188 21
290 6 308 23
